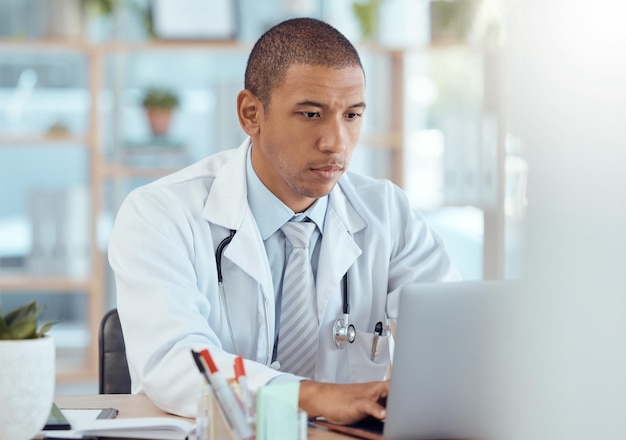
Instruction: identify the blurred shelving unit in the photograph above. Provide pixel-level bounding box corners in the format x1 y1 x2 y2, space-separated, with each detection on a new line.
0 14 507 384
0 37 410 383
0 37 103 383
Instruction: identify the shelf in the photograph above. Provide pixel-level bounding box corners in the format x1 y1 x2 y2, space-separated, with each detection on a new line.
98 39 251 53
0 38 251 53
56 367 98 384
102 163 182 179
360 132 403 149
0 276 91 292
0 37 501 56
0 135 89 146
0 38 91 51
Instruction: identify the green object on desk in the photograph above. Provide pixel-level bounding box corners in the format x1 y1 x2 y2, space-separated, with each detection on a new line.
44 403 72 430
255 382 302 440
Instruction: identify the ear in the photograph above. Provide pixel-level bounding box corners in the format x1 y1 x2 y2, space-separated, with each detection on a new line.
237 89 262 136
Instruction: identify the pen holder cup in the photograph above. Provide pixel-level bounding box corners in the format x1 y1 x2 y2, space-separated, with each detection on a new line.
196 383 211 440
197 384 253 440
197 381 307 440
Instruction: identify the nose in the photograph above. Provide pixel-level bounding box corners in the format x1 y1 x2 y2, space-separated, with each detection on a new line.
318 117 347 154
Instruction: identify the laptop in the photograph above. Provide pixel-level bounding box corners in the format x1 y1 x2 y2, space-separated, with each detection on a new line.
315 279 521 440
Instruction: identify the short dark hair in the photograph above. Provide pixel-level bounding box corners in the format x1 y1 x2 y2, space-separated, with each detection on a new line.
244 18 364 108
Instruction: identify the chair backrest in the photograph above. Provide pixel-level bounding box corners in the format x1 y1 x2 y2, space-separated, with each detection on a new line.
98 308 131 394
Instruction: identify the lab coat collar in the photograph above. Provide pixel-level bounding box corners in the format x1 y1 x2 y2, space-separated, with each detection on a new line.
201 138 369 316
201 138 251 229
202 137 367 234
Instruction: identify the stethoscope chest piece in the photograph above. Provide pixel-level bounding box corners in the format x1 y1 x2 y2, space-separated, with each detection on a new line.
334 313 356 349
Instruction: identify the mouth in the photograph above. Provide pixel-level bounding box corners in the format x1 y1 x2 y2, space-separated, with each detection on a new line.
310 163 345 180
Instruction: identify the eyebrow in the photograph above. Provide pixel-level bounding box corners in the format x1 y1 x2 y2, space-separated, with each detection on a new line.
295 100 367 110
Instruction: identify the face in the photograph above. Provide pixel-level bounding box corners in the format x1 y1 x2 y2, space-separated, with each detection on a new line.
244 64 366 213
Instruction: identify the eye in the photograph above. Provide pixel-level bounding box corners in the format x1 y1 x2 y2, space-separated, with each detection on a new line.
346 112 362 120
301 112 320 118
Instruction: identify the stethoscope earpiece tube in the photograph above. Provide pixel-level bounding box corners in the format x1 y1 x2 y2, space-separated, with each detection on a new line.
215 229 236 282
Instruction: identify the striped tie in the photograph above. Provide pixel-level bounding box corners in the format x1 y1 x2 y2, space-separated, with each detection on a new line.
276 221 318 377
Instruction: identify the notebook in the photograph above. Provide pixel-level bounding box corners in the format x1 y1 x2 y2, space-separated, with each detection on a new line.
315 279 521 440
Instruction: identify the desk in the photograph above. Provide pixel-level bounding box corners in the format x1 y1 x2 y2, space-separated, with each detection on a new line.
53 394 352 439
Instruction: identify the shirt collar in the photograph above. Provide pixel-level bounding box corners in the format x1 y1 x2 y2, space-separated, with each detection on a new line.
246 144 327 240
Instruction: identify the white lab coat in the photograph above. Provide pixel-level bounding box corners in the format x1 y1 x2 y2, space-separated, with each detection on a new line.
108 138 460 417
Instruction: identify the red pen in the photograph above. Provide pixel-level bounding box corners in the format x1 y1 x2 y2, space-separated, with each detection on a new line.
234 356 254 425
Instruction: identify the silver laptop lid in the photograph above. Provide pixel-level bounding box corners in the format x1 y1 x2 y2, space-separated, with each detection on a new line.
384 280 521 440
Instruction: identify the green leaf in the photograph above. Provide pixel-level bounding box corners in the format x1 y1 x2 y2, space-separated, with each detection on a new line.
8 317 38 339
4 300 40 326
37 321 60 338
0 314 12 339
0 300 59 339
142 88 179 109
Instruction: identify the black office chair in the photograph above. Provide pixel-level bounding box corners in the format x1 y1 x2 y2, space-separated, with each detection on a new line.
98 308 132 394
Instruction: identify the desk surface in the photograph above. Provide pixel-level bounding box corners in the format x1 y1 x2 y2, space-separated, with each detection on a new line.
54 394 352 439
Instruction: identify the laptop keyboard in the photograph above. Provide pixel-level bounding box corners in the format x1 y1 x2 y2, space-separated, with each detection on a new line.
348 415 385 434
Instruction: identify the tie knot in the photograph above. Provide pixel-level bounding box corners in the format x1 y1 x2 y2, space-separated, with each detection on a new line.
281 221 315 248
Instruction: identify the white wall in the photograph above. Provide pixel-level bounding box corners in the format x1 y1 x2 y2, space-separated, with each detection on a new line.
500 0 626 438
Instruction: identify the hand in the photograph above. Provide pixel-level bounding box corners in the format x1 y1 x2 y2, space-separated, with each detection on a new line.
298 380 389 425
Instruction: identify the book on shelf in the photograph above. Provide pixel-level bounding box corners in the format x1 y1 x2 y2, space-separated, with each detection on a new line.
27 186 90 277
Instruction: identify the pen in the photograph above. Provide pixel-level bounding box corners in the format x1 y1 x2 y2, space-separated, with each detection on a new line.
234 356 255 426
191 349 254 440
191 350 212 384
371 321 383 361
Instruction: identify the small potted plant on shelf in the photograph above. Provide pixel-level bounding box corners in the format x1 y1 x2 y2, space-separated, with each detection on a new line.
0 301 58 440
352 0 382 42
141 87 180 138
429 0 482 44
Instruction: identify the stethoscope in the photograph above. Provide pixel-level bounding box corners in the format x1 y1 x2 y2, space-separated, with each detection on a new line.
215 229 356 365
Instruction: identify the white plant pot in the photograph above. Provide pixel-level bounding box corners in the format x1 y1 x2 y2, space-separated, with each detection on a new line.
0 336 55 440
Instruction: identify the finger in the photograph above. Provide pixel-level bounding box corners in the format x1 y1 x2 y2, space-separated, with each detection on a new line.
370 381 390 400
358 398 387 421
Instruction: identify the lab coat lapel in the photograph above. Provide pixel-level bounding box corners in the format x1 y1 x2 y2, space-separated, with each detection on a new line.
316 187 364 322
224 212 273 288
201 140 276 361
201 139 273 292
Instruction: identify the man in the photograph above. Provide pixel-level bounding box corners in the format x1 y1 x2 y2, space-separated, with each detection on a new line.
108 17 459 424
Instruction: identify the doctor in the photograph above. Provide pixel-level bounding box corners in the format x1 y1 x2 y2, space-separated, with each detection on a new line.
109 17 459 424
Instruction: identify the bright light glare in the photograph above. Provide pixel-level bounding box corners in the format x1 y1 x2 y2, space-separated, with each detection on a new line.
404 130 445 208
550 0 626 81
408 129 445 158
406 75 438 106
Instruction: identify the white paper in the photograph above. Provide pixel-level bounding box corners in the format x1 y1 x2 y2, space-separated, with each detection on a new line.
43 412 196 440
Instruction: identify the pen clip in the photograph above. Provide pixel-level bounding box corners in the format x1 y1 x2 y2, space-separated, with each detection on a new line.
191 349 212 385
374 321 383 336
371 321 384 361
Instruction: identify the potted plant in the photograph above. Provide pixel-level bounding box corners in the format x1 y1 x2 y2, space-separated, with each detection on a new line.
352 0 382 42
429 0 482 44
0 301 58 440
141 87 180 137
